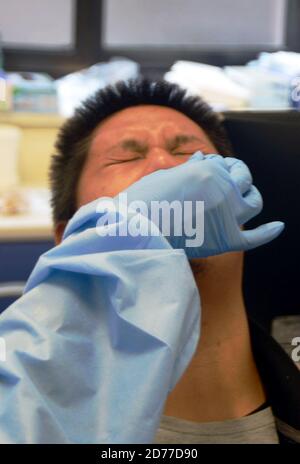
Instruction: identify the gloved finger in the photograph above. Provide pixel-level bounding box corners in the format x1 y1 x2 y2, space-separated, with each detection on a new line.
224 157 253 195
201 154 230 172
241 221 285 250
188 151 205 162
236 185 263 225
203 153 226 163
203 154 223 160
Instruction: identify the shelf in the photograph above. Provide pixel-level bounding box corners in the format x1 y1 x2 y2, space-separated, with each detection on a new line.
0 112 65 128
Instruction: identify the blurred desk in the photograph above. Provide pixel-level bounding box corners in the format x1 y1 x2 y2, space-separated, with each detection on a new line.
0 213 53 241
0 112 63 312
0 213 54 313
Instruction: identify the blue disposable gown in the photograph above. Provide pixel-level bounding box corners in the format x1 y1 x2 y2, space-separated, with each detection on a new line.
0 198 200 443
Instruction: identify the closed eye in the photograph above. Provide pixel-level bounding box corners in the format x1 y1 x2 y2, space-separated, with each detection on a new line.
106 155 144 165
173 152 194 155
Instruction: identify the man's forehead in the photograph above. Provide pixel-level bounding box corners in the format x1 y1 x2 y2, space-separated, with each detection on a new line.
91 104 208 146
95 104 201 132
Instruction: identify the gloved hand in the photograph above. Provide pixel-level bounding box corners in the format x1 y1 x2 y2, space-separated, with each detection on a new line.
115 151 284 258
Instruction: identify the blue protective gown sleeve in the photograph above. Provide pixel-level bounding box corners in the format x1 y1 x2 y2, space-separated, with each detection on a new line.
0 201 200 444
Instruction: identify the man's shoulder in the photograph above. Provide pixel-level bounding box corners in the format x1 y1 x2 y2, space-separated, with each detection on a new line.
248 316 300 444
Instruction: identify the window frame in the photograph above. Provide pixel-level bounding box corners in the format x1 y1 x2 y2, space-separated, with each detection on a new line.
3 0 102 78
3 0 300 79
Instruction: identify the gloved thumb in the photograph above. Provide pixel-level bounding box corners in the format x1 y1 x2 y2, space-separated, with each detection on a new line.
241 221 285 250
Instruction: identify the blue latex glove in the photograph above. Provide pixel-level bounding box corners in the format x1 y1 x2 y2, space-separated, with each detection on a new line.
0 200 200 444
113 151 285 258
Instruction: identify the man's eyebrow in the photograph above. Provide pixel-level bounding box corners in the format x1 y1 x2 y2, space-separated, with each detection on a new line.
107 134 203 154
121 139 147 150
106 138 147 153
166 134 202 150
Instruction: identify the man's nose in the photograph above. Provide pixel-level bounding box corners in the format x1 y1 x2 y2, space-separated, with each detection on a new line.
142 147 184 175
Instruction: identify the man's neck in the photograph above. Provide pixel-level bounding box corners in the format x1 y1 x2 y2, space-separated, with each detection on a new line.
163 253 266 423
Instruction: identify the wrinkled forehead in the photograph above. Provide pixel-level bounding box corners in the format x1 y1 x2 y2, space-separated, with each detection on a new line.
96 104 199 128
89 104 217 152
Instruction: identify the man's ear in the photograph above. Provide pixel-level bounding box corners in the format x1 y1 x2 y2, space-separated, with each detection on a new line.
54 221 68 245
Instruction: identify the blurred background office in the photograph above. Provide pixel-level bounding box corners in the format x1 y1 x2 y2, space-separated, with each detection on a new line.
0 0 299 361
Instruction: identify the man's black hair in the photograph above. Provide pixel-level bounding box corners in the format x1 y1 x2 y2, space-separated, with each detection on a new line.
50 77 233 224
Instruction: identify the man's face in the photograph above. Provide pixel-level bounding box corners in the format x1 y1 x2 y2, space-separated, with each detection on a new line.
76 104 218 207
56 104 240 276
